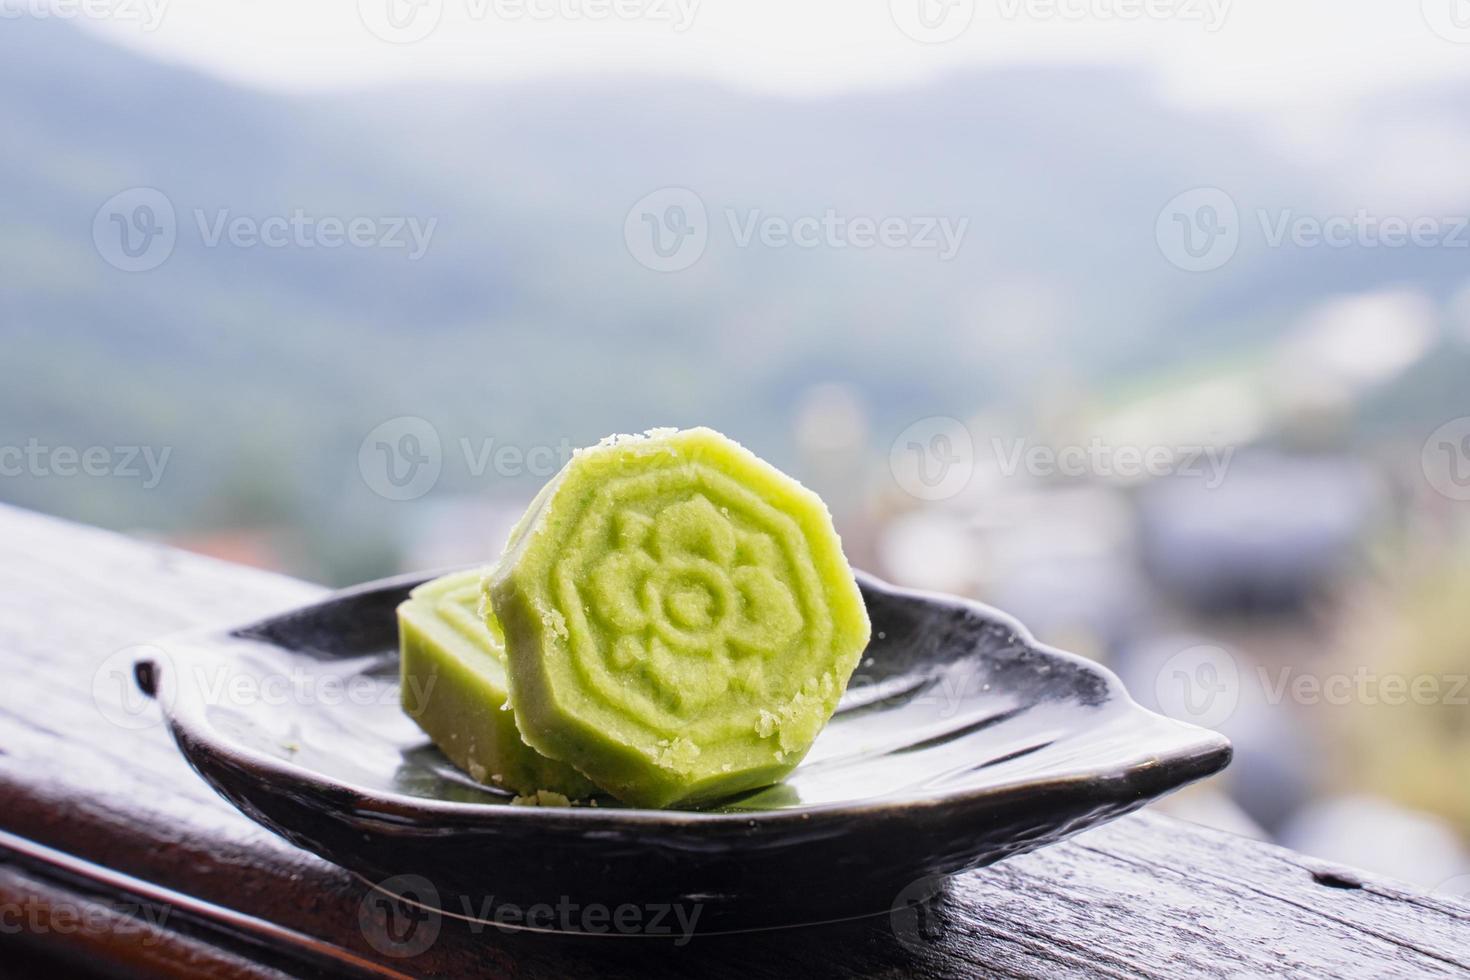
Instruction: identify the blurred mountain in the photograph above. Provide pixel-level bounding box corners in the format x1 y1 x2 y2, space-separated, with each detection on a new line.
4 16 1469 580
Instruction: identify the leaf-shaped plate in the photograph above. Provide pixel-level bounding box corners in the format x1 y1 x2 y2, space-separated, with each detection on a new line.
136 570 1230 935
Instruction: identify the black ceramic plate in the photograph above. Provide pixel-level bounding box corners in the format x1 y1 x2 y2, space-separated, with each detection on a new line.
136 570 1230 934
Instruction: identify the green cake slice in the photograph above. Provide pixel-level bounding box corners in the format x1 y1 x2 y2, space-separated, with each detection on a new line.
486 427 872 808
398 569 597 799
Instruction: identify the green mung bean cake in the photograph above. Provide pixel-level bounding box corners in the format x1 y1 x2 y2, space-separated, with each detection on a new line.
398 570 597 799
486 427 871 808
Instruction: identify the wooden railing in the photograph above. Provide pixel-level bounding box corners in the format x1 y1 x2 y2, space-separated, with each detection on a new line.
1 505 1466 977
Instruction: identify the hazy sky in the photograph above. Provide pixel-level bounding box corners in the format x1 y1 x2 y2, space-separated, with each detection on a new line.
71 0 1470 107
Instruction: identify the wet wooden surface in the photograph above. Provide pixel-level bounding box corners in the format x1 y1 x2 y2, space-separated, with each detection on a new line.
0 505 1466 977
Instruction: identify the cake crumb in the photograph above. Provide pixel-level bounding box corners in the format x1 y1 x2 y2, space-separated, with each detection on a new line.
654 736 701 774
511 789 573 807
542 606 569 640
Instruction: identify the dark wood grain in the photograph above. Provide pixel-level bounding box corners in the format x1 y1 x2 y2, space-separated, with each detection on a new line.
0 504 1466 977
